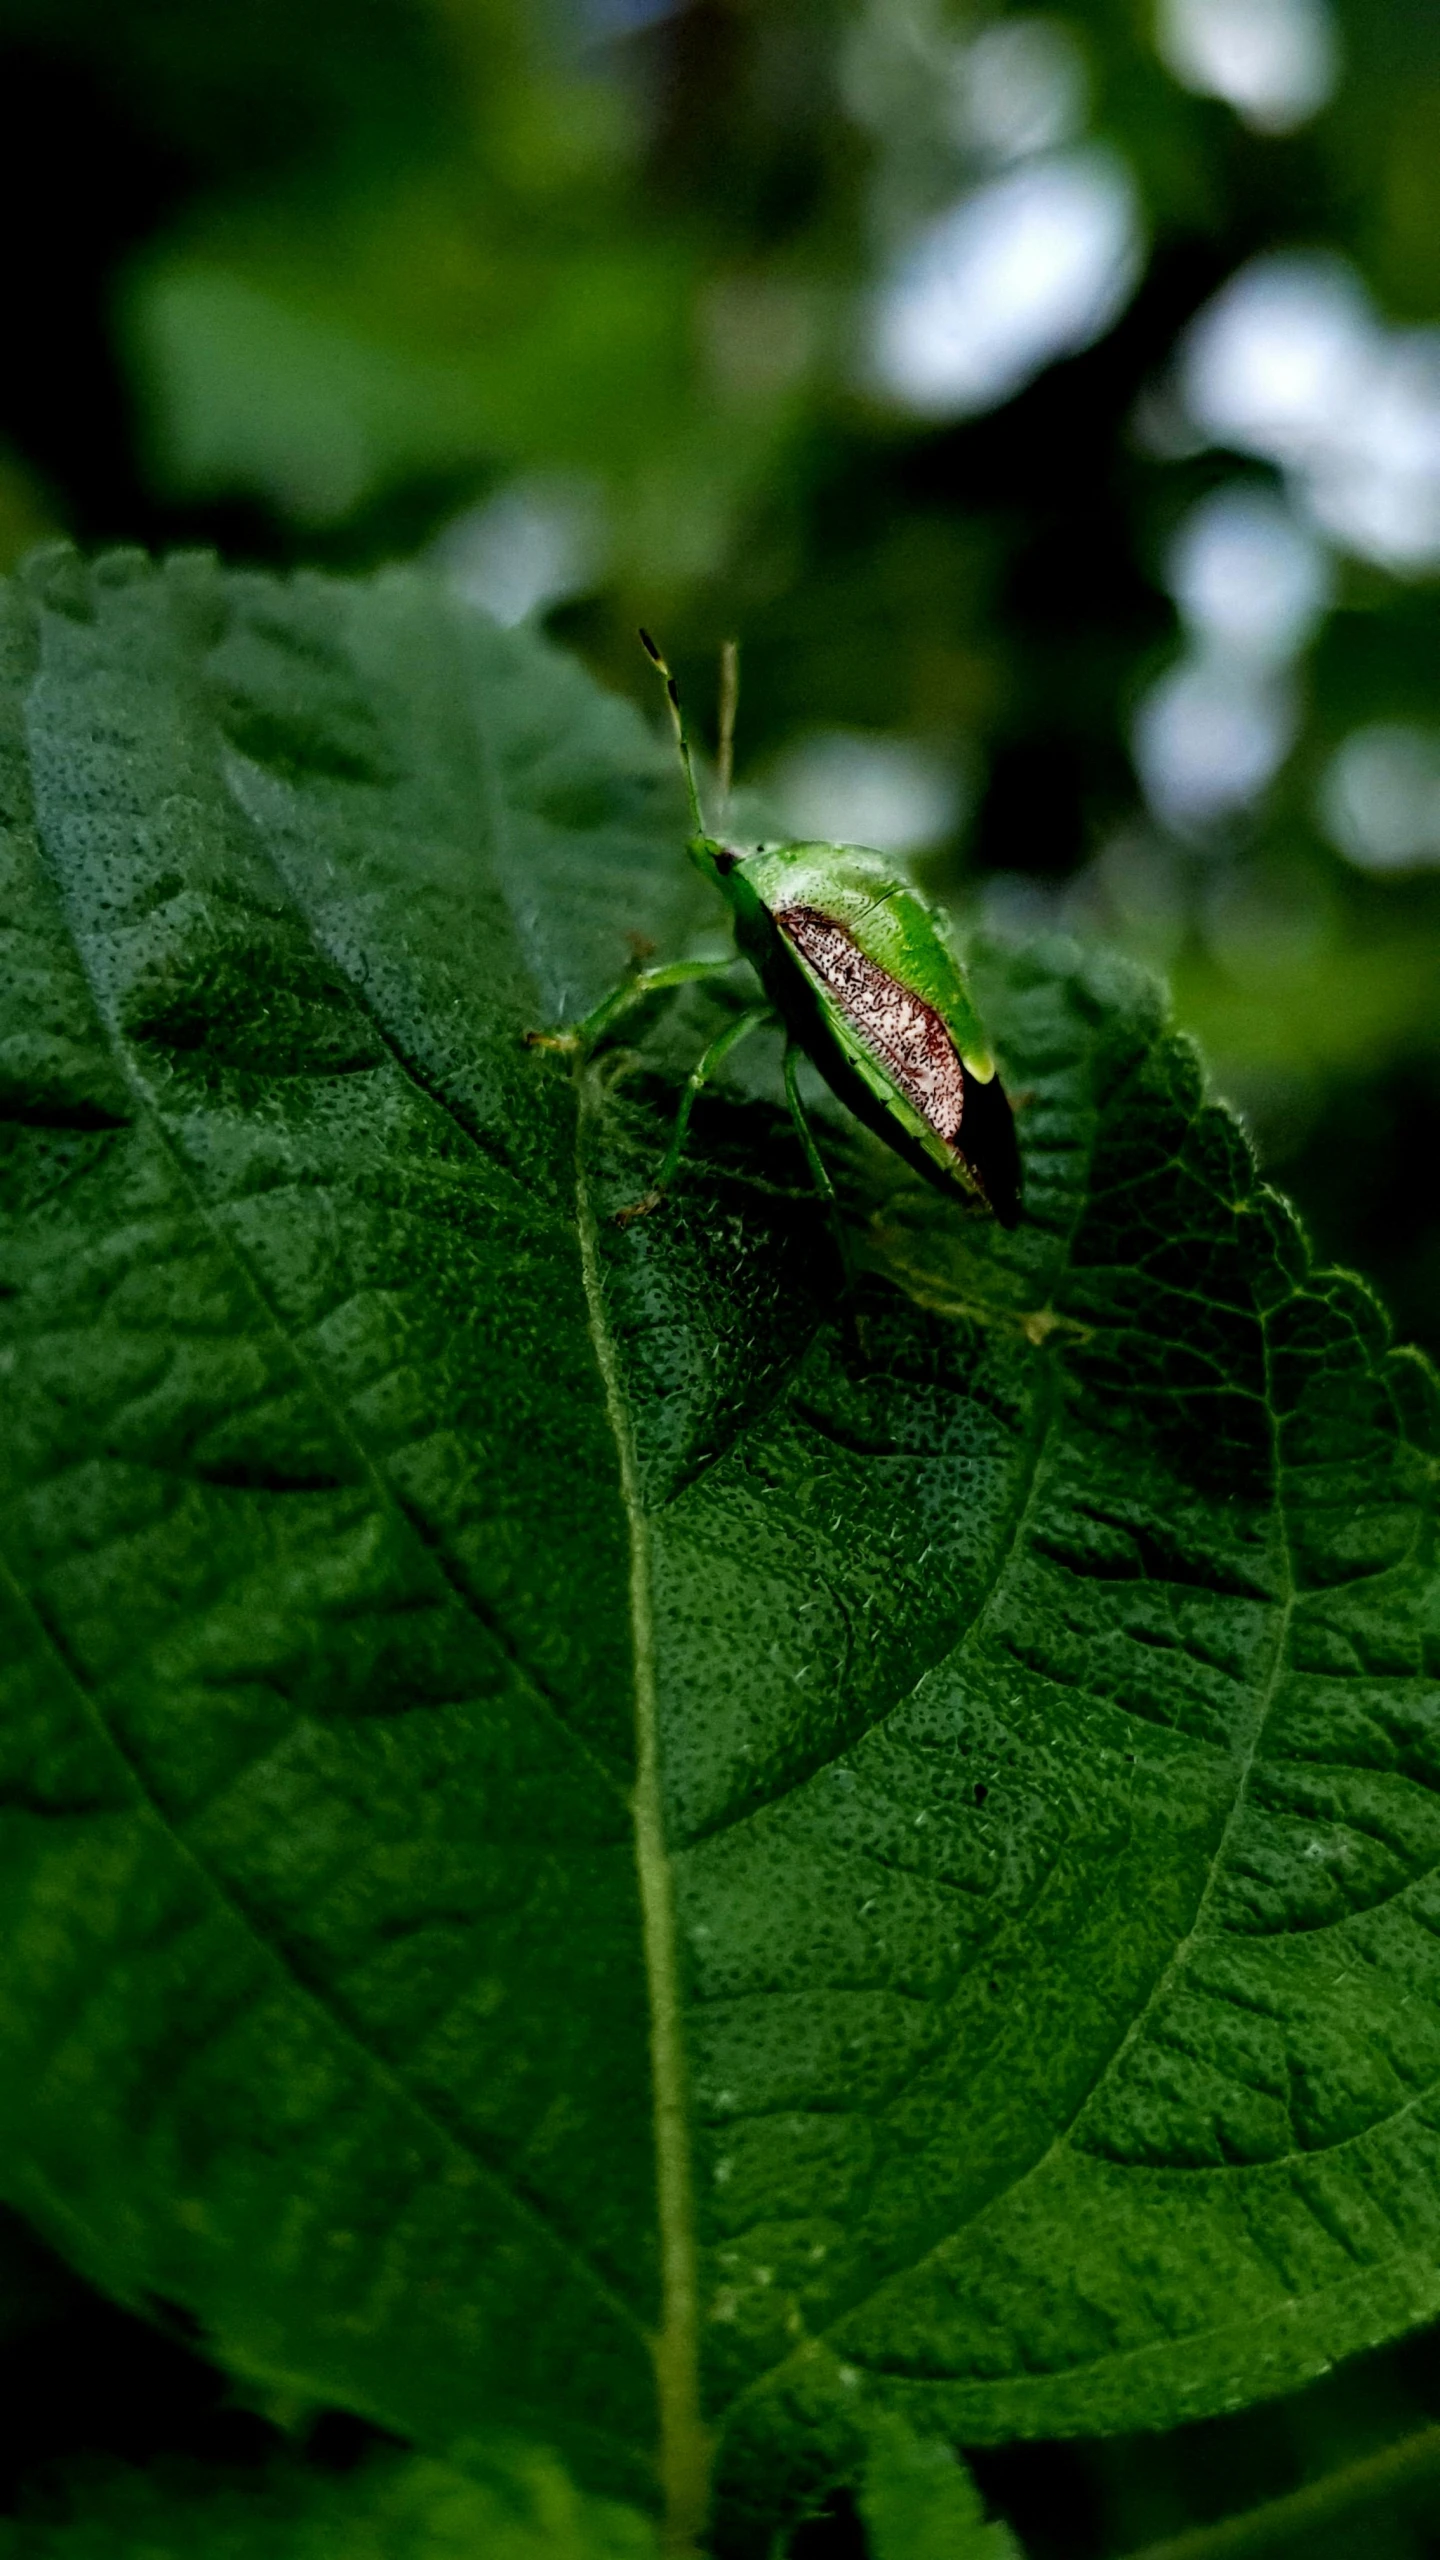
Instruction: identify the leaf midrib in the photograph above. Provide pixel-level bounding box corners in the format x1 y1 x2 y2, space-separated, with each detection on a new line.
573 1063 710 2558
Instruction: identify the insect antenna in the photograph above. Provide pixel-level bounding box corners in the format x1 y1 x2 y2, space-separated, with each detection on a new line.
717 638 739 825
639 628 706 838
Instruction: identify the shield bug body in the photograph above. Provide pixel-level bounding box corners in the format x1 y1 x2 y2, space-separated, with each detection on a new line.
531 635 1021 1237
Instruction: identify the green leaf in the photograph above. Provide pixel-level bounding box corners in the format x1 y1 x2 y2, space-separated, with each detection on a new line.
0 2441 655 2560
125 233 697 528
1 545 1439 2549
857 2419 1021 2560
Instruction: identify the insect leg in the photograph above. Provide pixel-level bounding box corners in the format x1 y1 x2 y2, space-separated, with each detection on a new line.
614 1003 774 1224
783 1040 856 1301
524 955 739 1054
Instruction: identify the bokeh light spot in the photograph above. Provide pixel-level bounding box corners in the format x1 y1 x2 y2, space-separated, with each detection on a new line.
1320 725 1440 871
953 18 1089 163
870 148 1143 419
768 731 966 858
1156 0 1338 133
1133 659 1297 833
433 478 607 626
1181 254 1440 572
1167 482 1331 663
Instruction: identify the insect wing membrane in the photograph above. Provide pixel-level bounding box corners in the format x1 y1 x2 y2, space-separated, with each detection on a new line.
740 846 1021 1224
775 903 967 1143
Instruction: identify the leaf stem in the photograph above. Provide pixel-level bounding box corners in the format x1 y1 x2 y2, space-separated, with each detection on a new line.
574 1074 712 2558
1119 2423 1440 2560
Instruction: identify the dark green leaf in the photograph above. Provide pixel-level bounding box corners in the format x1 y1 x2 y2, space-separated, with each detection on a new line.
1 547 1437 2547
858 2419 1021 2560
0 2441 654 2560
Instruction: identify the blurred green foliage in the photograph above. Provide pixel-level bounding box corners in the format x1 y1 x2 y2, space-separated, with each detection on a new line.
3 3 1440 2551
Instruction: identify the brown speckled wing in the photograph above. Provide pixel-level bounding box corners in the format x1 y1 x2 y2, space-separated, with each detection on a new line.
775 904 966 1141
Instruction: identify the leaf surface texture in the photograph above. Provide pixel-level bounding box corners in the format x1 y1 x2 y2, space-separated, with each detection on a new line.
0 547 1437 2536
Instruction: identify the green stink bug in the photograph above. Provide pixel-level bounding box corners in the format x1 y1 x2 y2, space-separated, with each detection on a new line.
533 635 1021 1236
